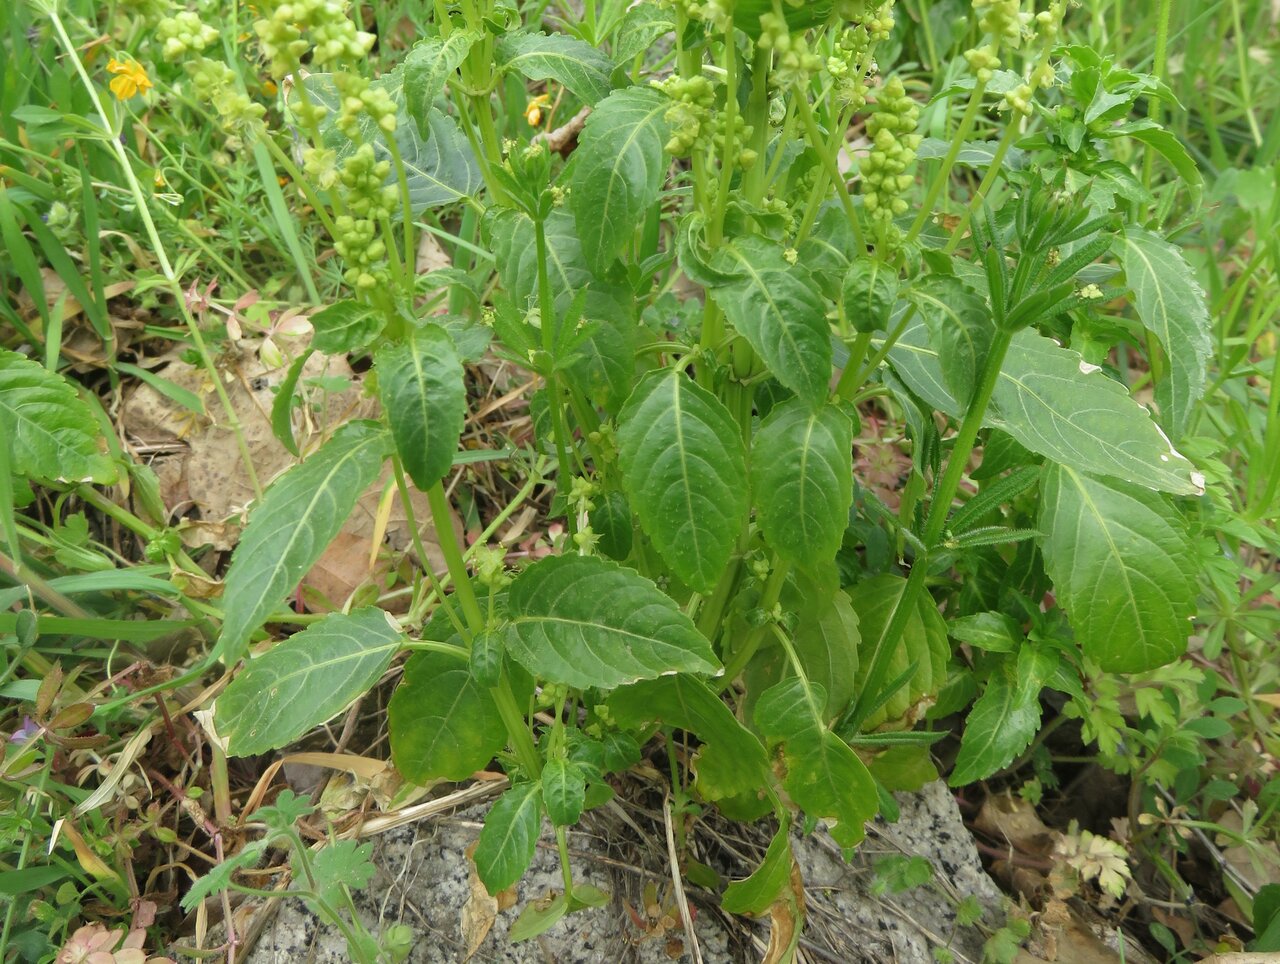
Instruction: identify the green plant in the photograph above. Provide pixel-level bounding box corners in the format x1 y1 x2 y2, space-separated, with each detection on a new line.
3 0 1270 958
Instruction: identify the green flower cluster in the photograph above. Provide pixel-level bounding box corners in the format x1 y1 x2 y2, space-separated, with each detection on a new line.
653 74 715 157
826 1 896 110
861 75 920 234
1003 1 1065 115
331 144 397 289
964 0 1031 83
758 13 823 90
253 0 375 80
156 11 218 61
186 58 267 139
334 72 398 136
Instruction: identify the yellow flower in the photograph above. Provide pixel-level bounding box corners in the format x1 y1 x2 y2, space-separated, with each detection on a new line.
524 93 551 127
107 59 153 101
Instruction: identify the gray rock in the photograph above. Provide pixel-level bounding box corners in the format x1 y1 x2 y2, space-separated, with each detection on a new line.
243 781 1005 964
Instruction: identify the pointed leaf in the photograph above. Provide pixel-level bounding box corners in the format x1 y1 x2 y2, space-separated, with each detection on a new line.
790 589 861 721
496 31 613 105
375 325 466 489
569 87 669 274
752 399 854 567
504 554 720 689
608 674 770 800
216 608 403 756
843 257 900 334
1117 226 1212 440
949 645 1056 785
389 649 506 782
617 369 747 590
886 328 1204 494
216 421 390 665
914 277 993 407
755 677 877 847
1039 463 1197 672
709 236 832 406
485 207 591 307
541 758 587 826
398 108 484 211
0 349 114 484
309 300 383 354
403 31 479 128
722 821 794 915
474 782 543 893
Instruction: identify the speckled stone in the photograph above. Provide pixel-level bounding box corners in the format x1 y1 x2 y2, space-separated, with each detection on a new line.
244 781 1004 964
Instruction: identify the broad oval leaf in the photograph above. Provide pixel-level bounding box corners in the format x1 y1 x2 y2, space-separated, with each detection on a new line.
709 236 832 406
474 781 543 894
569 86 669 274
309 300 383 355
375 325 465 489
215 421 391 665
388 649 506 782
1039 463 1197 673
751 399 854 567
484 207 591 307
843 257 900 334
1117 226 1212 441
216 608 404 756
887 326 1204 494
913 277 992 407
617 370 748 591
0 349 115 484
541 757 588 826
496 31 614 105
608 674 770 800
754 676 877 847
504 554 720 689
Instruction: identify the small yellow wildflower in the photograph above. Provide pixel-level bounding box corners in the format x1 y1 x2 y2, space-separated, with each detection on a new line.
524 93 551 127
107 59 153 100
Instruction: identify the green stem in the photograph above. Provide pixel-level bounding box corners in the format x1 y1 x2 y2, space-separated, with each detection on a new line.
47 9 263 501
943 119 1019 255
534 214 581 528
796 96 865 253
392 459 464 637
386 133 416 284
426 481 484 636
906 79 988 244
720 559 791 687
838 328 1013 736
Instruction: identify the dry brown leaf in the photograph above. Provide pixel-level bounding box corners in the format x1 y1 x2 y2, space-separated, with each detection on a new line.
462 841 500 960
762 864 805 964
976 793 1062 857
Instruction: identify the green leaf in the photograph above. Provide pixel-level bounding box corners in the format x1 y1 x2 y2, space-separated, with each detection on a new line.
485 207 591 307
613 2 675 63
886 327 1204 494
271 349 313 457
306 840 377 908
496 31 614 105
1117 226 1212 440
608 674 771 800
509 894 570 942
402 31 479 130
216 608 404 756
0 866 67 896
843 257 900 334
947 612 1020 653
215 421 391 665
754 677 877 847
182 840 268 911
1112 121 1202 198
589 490 633 561
709 236 832 406
569 86 669 274
721 820 794 915
375 325 466 489
751 399 854 567
789 588 861 722
541 757 587 826
474 782 543 894
617 369 748 591
397 108 484 211
389 649 506 782
0 349 115 484
1039 464 1197 673
504 554 720 689
949 645 1056 785
847 574 949 731
914 277 993 407
309 300 384 355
